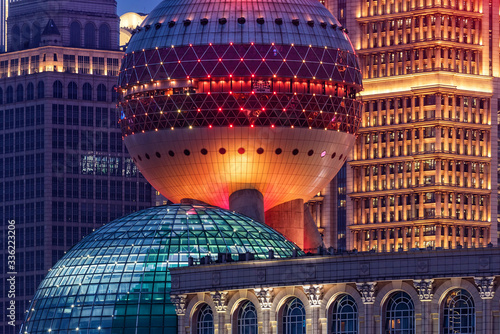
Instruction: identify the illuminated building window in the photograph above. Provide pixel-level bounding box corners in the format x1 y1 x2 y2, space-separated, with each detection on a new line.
384 292 414 334
236 301 258 334
282 298 306 334
329 294 358 334
442 289 475 334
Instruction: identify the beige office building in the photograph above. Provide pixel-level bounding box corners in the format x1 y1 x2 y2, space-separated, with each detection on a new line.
325 0 498 251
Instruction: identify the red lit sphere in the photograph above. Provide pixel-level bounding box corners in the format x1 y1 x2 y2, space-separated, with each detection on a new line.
118 0 362 210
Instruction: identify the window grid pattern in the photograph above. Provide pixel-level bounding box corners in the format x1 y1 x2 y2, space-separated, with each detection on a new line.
197 304 214 334
237 301 258 334
331 294 358 334
283 298 306 334
384 292 415 334
443 289 475 334
21 204 301 334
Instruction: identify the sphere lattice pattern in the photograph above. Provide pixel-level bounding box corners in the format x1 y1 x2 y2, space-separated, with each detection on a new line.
119 43 361 135
117 0 362 209
21 204 301 334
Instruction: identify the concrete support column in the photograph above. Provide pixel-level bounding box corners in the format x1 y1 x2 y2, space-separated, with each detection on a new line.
386 228 391 252
411 225 416 248
468 226 473 247
419 225 424 247
403 226 408 250
459 226 465 246
377 228 382 252
451 225 457 248
265 199 307 249
229 189 265 223
443 225 449 248
435 224 441 248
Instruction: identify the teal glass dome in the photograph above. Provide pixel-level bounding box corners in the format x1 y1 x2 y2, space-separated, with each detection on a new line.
21 204 301 334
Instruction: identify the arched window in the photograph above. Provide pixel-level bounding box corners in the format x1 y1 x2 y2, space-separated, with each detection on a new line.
442 289 474 334
26 83 34 100
37 81 45 99
53 80 63 98
16 84 24 102
83 83 92 100
11 25 21 51
196 304 214 334
70 21 81 47
111 85 118 102
97 83 107 101
330 294 358 334
68 82 78 99
236 301 257 334
283 298 306 334
32 22 41 47
98 24 110 49
384 292 415 334
21 24 30 49
84 22 96 48
6 86 13 103
0 88 3 104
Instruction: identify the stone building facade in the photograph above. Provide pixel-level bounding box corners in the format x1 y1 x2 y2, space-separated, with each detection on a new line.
170 247 500 334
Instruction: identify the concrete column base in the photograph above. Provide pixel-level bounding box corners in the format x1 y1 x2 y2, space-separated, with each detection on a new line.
229 189 265 223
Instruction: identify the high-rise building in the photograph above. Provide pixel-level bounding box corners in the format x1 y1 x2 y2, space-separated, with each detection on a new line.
325 0 498 251
0 1 155 333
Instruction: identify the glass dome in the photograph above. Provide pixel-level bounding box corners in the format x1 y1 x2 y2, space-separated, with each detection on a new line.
21 204 301 334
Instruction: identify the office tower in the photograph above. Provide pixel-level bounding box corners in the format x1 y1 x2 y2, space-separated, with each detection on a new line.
325 0 498 251
0 1 155 333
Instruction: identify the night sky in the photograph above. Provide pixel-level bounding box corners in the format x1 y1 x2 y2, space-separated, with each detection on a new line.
117 0 160 16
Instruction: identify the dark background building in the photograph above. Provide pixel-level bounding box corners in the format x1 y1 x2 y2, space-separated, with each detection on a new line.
0 1 156 333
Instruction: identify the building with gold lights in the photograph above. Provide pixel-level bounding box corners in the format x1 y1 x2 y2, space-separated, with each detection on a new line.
325 0 498 251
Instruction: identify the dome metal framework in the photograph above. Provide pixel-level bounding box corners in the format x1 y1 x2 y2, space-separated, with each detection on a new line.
21 204 301 334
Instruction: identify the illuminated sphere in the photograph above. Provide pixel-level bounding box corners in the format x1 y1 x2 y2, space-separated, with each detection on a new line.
21 204 301 334
119 0 362 210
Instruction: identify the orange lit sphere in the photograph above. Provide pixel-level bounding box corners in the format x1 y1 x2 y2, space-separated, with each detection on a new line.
118 0 362 211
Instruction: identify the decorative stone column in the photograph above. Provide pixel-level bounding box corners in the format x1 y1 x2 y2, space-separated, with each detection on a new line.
356 282 377 334
254 288 274 334
211 291 229 334
474 277 496 334
303 285 323 333
172 294 188 333
413 279 434 334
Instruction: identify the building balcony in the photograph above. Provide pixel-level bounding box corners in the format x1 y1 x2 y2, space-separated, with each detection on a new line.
358 117 490 132
349 152 490 166
348 216 491 230
348 183 490 198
